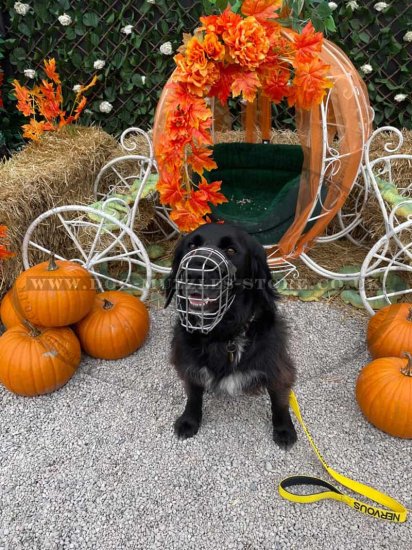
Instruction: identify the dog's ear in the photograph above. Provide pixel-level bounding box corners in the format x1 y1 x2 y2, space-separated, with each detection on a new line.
164 236 186 308
250 239 277 307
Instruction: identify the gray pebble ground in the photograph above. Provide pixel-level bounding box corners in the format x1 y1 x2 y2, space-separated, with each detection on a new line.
1 301 411 550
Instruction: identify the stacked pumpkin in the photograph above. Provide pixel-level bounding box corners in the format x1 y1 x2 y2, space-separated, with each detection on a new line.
0 257 149 397
356 303 412 439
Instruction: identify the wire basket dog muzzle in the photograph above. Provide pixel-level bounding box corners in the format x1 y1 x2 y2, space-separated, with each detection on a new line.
175 247 237 334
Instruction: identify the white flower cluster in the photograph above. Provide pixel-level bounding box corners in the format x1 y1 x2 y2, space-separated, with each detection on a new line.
394 94 407 103
24 69 36 79
121 25 134 35
403 31 412 43
93 59 105 70
160 42 173 55
72 84 82 93
58 13 72 26
141 76 146 85
328 2 338 11
346 1 359 10
147 0 156 4
14 2 30 15
374 2 389 11
360 64 373 75
99 101 113 114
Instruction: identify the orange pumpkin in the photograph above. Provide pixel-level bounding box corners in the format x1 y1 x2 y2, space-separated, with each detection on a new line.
367 304 412 359
356 353 412 439
0 323 81 396
0 290 21 328
75 291 150 360
14 256 95 327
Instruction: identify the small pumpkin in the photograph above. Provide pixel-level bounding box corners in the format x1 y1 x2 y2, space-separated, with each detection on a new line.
75 291 150 360
0 290 21 328
0 323 81 396
14 256 95 327
367 303 412 358
356 353 412 438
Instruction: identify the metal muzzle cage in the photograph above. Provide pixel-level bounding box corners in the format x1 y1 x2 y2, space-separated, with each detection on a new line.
175 247 236 334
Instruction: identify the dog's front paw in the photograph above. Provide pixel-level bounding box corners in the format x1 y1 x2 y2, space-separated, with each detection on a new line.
273 424 297 450
174 414 201 439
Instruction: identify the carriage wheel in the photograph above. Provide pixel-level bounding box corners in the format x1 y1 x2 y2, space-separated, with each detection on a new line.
359 220 412 315
22 205 152 301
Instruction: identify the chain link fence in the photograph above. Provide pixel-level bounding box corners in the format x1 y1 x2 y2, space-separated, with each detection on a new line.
1 0 411 139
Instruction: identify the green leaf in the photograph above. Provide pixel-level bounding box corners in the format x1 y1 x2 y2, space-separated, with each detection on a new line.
83 12 99 27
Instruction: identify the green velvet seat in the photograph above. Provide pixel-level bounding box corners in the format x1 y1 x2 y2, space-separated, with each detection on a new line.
205 142 305 245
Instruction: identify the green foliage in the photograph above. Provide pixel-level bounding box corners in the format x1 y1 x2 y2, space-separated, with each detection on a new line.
2 0 203 148
329 1 411 129
1 0 410 154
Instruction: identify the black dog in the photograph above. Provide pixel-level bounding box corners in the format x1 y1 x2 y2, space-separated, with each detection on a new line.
165 223 297 449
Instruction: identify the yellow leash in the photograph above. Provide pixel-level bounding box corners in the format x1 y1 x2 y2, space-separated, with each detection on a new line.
278 391 408 523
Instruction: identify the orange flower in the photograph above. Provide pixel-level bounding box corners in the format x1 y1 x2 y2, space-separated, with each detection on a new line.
44 58 61 84
203 33 225 62
224 16 270 69
200 7 242 37
288 58 332 110
174 53 220 96
293 21 323 64
185 36 208 70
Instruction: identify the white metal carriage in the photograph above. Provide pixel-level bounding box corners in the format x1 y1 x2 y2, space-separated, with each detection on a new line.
22 124 412 314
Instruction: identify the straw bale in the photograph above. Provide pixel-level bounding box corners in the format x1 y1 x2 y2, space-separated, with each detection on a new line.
0 126 118 296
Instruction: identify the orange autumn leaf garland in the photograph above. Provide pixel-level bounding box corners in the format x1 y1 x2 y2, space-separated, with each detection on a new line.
155 1 333 232
13 59 97 141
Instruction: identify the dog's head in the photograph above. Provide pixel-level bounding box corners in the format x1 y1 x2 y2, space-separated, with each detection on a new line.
164 223 276 316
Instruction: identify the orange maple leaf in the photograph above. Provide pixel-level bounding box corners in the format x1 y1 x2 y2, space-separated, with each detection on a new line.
12 80 33 116
293 21 323 64
288 58 332 110
44 58 61 84
22 119 54 141
170 201 207 232
231 70 261 103
197 179 227 206
261 67 290 103
157 173 185 207
209 65 238 105
73 96 87 120
187 145 217 175
241 0 281 23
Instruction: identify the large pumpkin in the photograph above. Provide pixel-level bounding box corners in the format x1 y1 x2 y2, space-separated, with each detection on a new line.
0 290 21 328
367 304 412 358
75 291 150 360
356 353 412 438
14 256 95 327
0 323 81 396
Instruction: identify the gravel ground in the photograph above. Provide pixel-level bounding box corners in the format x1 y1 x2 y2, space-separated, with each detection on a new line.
0 301 411 550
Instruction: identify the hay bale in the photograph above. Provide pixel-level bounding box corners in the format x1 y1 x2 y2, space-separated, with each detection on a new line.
0 126 118 296
331 129 412 244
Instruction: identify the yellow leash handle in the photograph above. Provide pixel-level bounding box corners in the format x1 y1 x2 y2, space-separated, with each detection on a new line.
278 391 408 523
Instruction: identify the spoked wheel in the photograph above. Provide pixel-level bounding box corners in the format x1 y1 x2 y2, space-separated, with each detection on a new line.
359 220 412 315
22 205 152 301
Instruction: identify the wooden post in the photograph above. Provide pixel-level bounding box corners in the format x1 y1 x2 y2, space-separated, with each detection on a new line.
260 94 271 143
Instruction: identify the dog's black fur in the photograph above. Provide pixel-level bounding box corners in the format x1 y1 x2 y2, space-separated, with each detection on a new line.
165 223 297 449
